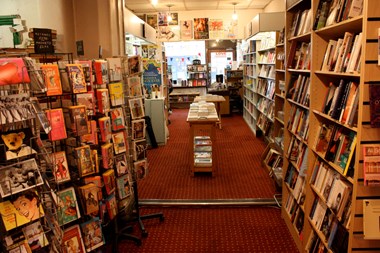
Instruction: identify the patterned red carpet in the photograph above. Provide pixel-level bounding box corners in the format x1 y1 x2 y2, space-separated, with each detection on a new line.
113 109 298 252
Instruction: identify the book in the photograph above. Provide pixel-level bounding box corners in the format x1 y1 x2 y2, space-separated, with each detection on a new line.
346 32 362 73
347 0 363 18
93 60 109 85
0 190 45 231
334 32 354 72
128 55 141 76
68 105 89 136
102 169 116 195
52 151 71 183
76 91 95 116
98 116 112 142
80 217 104 252
78 183 99 215
110 107 126 132
314 0 333 30
41 64 62 96
63 225 86 253
4 230 32 253
22 221 49 251
132 119 146 140
321 40 337 71
314 124 334 157
106 57 122 82
101 143 114 169
134 159 148 180
76 60 93 88
56 187 81 226
96 88 110 114
338 132 357 175
0 58 31 85
116 174 132 199
112 131 128 154
133 139 147 161
83 175 103 200
327 178 350 213
108 82 124 106
115 153 129 176
46 108 67 141
66 64 87 94
74 145 95 177
127 75 143 97
129 97 145 119
331 221 349 252
105 194 118 220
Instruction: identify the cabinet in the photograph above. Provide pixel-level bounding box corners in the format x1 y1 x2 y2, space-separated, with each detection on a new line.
145 98 168 146
187 64 208 87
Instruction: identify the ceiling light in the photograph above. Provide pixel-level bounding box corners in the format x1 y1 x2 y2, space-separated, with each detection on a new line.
151 0 158 5
167 4 173 22
232 3 238 21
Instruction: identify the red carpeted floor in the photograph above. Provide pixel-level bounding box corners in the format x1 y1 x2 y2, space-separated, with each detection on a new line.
113 109 298 252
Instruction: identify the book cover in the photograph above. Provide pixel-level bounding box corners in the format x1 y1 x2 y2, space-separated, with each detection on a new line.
327 178 349 213
127 75 143 97
339 132 357 175
105 194 118 220
314 124 334 157
80 217 104 252
0 127 38 161
0 158 43 198
134 159 148 180
102 169 116 195
93 60 109 85
129 97 145 120
76 91 95 116
101 143 114 169
68 105 89 136
83 175 103 200
96 88 110 114
22 221 49 251
4 230 32 253
76 60 93 88
112 131 128 154
62 225 86 253
66 64 87 94
46 108 67 141
108 82 124 106
79 183 99 215
56 187 81 226
0 190 45 231
128 56 141 76
106 57 122 82
41 64 62 96
110 107 126 132
132 119 146 140
74 145 95 177
116 174 132 199
0 58 31 85
362 145 380 185
133 139 147 161
115 153 129 176
52 151 71 183
99 116 112 142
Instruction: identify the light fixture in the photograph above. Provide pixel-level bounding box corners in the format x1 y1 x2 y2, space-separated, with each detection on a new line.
167 4 174 22
151 0 158 6
232 3 238 21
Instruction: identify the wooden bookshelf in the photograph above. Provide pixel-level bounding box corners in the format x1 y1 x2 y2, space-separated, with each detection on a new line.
282 0 380 252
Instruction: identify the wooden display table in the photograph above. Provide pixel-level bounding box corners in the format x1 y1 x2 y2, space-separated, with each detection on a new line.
193 95 226 129
187 110 219 177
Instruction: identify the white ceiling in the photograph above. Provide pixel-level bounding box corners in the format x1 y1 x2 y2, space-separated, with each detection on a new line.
125 0 274 13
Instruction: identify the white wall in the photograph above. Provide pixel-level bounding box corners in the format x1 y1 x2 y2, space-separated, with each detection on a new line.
264 0 286 13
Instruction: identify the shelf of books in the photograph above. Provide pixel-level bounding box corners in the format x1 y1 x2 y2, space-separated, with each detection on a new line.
282 0 380 252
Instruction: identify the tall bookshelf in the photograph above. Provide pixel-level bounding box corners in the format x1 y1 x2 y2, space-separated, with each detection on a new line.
282 0 380 252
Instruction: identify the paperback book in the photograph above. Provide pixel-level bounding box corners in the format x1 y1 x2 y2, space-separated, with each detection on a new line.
112 131 128 154
41 64 62 96
102 169 116 195
93 60 109 85
56 187 81 226
68 105 89 136
74 145 95 177
80 217 104 252
101 143 114 169
110 107 126 132
96 88 110 114
76 91 95 116
108 82 124 106
62 225 86 253
106 57 122 82
46 108 67 141
78 183 99 215
66 64 87 94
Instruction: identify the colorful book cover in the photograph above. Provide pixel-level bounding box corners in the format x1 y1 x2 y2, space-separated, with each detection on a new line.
22 221 49 251
41 64 62 96
127 75 143 97
99 116 112 142
101 143 114 169
96 88 110 114
128 97 145 119
93 60 109 85
108 82 124 106
105 194 118 220
52 151 71 183
79 183 99 215
76 91 95 116
0 127 38 161
112 131 128 154
76 60 93 88
66 64 87 94
62 225 86 253
80 120 98 145
180 20 193 39
115 153 129 176
0 58 31 85
110 107 125 132
132 119 146 140
68 105 89 136
0 190 45 231
74 145 95 177
134 159 148 180
80 217 104 252
46 108 67 141
116 174 132 200
102 169 116 195
56 187 81 226
84 175 103 200
106 57 122 82
0 158 43 198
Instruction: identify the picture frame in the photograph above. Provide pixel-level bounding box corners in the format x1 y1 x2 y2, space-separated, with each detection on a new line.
0 158 43 198
128 97 145 120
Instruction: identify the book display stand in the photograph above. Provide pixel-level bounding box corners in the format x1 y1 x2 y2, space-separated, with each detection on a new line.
281 0 380 252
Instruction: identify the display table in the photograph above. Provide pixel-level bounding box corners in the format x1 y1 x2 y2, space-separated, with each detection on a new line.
187 104 219 176
193 95 226 129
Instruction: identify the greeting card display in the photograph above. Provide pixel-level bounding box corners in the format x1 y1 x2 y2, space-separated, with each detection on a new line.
0 128 38 161
46 108 67 141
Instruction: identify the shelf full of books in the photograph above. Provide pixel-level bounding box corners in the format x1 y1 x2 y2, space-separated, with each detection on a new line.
187 64 208 87
282 0 380 252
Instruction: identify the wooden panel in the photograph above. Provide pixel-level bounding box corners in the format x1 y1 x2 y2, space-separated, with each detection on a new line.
368 0 380 18
360 125 380 142
353 216 364 231
366 21 380 39
356 185 380 197
364 64 380 83
365 43 378 61
352 234 380 248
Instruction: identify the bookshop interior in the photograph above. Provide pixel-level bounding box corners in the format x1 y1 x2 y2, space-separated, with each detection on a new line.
0 0 379 252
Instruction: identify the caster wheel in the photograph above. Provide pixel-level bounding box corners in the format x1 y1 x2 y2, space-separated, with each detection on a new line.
142 230 148 238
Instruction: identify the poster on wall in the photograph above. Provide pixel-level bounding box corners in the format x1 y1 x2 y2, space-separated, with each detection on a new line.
146 14 158 29
168 13 179 26
142 59 162 95
158 12 168 26
194 18 209 39
225 20 238 39
180 20 193 40
158 26 180 41
209 19 224 39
